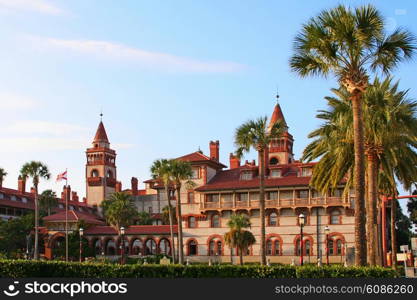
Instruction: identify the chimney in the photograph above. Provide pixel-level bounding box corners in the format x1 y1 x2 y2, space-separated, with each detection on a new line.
30 187 36 194
115 181 122 192
82 197 87 204
229 153 240 169
62 185 71 202
131 177 138 196
71 191 79 202
18 175 26 193
209 140 220 162
252 160 256 166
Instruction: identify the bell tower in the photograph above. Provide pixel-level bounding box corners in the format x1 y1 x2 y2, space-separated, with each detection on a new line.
267 95 294 166
86 116 117 207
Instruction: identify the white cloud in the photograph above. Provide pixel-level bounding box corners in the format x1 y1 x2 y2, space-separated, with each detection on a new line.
3 120 88 136
0 92 39 110
0 0 64 15
0 137 87 152
29 36 246 73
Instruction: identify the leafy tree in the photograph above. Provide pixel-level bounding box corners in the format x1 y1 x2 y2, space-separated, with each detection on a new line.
53 229 94 261
101 192 138 233
290 4 416 265
0 167 7 188
150 159 177 263
235 116 285 265
224 214 256 265
136 211 153 225
39 190 58 216
0 213 45 258
20 161 51 260
303 78 417 265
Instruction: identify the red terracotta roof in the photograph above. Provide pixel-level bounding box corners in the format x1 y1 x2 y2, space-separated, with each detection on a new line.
268 103 287 131
196 163 316 191
84 225 177 235
93 121 109 143
43 210 104 225
177 151 227 168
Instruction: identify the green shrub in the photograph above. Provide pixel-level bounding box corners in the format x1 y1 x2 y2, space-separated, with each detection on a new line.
0 259 398 278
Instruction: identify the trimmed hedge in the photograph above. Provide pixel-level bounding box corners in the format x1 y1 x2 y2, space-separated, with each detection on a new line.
0 260 398 278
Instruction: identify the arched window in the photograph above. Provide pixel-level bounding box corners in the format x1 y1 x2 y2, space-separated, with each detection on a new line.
211 214 220 228
159 239 171 255
328 239 334 255
336 239 343 255
266 240 273 255
91 169 99 177
274 240 281 255
145 239 157 255
269 212 278 226
107 170 113 178
208 237 222 256
94 239 101 255
296 237 313 256
330 210 341 224
188 240 198 256
106 240 116 255
188 216 196 228
269 157 279 165
209 240 215 256
132 239 143 255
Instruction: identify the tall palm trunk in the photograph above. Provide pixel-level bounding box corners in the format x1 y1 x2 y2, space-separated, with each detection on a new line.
165 187 176 263
239 247 243 265
34 183 39 260
175 185 184 264
366 152 377 265
390 193 397 270
351 91 367 266
258 149 266 265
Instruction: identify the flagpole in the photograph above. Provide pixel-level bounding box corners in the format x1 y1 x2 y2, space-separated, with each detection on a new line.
65 168 68 262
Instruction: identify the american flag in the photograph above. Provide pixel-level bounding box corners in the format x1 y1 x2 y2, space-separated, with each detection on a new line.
56 170 67 182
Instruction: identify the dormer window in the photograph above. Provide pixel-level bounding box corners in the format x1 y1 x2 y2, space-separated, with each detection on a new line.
11 195 16 201
300 167 312 177
22 197 27 203
270 169 281 178
0 193 3 199
240 171 253 180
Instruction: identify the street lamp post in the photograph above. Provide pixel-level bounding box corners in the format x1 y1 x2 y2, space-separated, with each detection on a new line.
79 228 84 263
324 225 330 265
298 213 305 266
120 226 125 265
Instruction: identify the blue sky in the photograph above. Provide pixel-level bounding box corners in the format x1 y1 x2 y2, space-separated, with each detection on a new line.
0 0 416 213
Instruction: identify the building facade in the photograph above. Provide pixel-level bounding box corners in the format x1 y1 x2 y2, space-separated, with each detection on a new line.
1 102 358 263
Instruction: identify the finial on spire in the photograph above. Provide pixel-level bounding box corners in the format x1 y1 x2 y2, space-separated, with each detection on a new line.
100 108 103 121
275 85 280 104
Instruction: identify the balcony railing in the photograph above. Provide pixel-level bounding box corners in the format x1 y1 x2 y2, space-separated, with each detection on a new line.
200 196 349 210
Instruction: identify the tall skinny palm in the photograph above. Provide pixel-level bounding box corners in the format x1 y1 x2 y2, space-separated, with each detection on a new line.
169 159 194 264
20 161 51 260
150 159 176 263
224 213 256 265
235 116 285 265
0 168 7 188
290 4 416 265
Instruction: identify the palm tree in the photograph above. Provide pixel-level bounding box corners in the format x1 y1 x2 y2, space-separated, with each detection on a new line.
290 4 416 265
101 192 138 231
235 116 285 265
0 168 7 188
303 78 417 265
39 190 58 216
169 159 194 264
20 161 51 260
224 213 256 265
150 159 177 263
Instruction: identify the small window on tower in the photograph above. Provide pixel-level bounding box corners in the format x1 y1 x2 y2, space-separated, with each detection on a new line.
269 157 279 165
95 144 98 148
107 170 113 178
91 170 99 177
